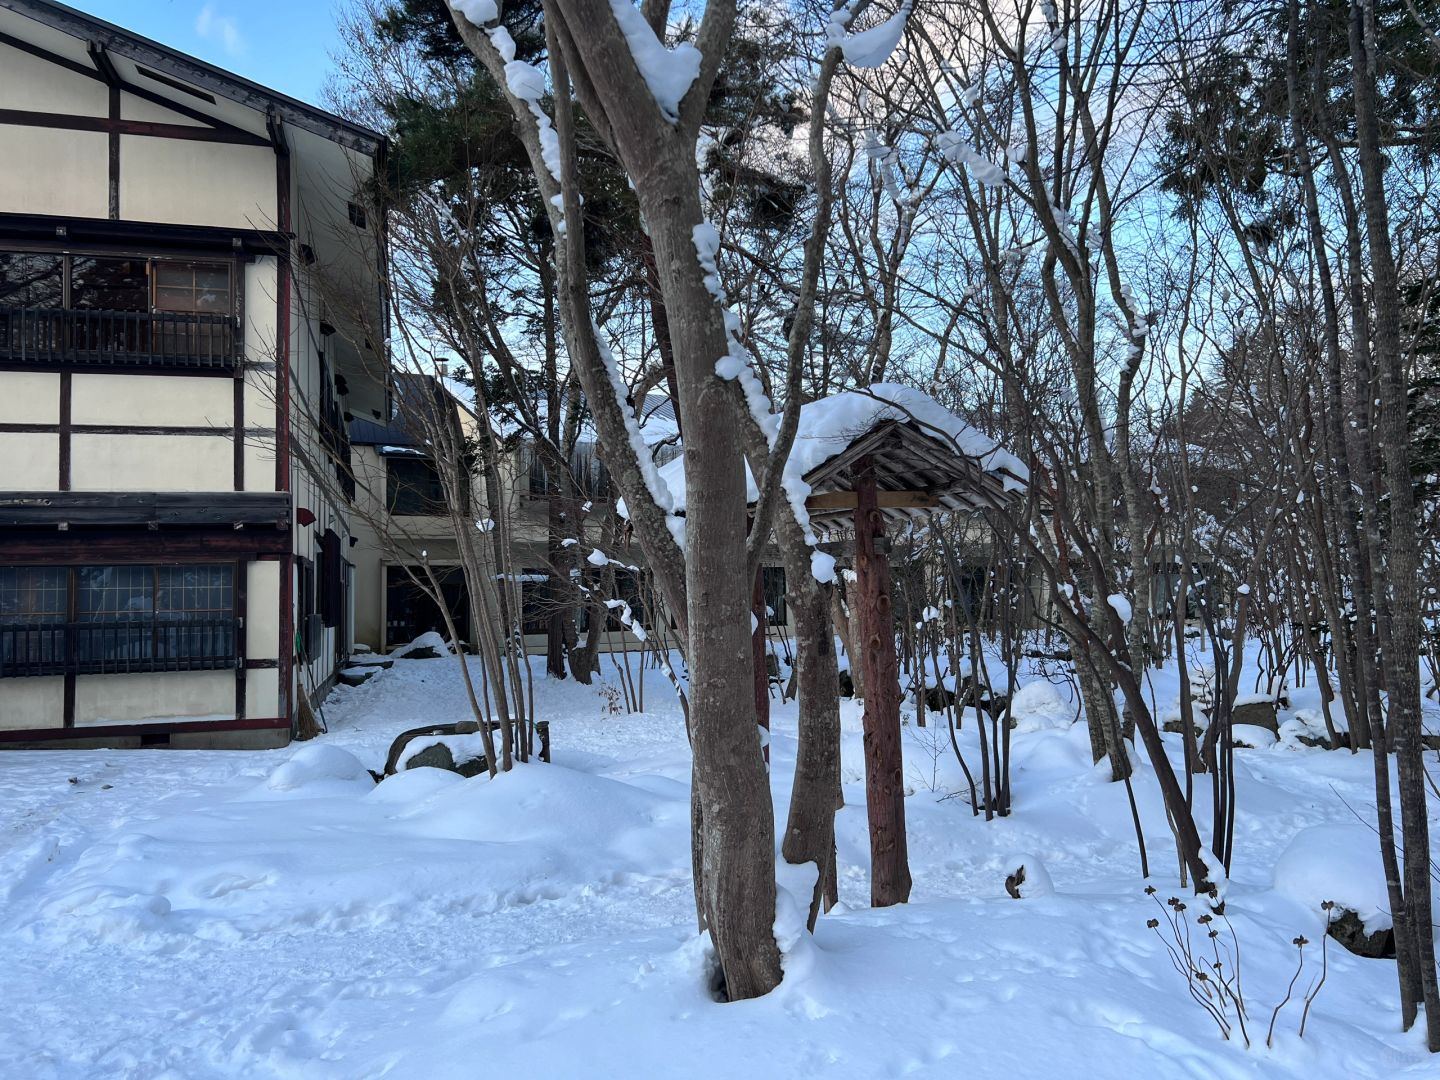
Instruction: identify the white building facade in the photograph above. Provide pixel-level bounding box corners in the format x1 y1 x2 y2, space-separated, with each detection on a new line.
0 0 388 747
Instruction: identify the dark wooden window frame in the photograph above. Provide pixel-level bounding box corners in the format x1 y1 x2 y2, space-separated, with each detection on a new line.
0 247 241 372
0 560 240 678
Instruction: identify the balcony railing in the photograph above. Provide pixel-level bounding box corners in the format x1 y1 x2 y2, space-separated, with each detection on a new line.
0 306 238 370
0 617 239 677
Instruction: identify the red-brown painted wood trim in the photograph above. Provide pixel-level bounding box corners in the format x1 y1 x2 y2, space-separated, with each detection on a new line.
272 120 295 728
852 455 912 907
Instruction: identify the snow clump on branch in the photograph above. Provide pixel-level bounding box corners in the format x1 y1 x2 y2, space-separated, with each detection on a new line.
607 1 701 124
829 1 914 68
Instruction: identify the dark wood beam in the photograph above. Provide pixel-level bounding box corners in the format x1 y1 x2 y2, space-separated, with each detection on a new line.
0 526 289 559
0 715 288 745
0 107 270 145
805 489 937 511
0 491 290 528
86 40 120 86
0 211 288 255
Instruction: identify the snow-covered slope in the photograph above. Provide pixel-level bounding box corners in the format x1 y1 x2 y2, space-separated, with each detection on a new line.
0 649 1433 1078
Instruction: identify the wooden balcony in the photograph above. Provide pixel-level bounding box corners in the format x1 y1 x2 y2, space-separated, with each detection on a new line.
0 305 238 371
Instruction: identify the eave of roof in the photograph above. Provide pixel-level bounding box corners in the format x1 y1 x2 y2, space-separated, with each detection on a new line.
0 0 386 155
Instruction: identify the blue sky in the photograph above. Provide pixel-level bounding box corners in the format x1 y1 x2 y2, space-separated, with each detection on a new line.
78 0 345 106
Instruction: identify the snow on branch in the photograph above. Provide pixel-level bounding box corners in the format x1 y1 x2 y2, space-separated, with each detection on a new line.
829 1 913 68
591 321 685 546
485 25 562 183
607 1 702 124
449 0 498 23
936 131 1006 187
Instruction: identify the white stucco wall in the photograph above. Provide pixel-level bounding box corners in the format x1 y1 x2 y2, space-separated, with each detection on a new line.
70 433 234 491
0 373 61 424
71 374 234 428
0 431 59 488
73 670 234 725
246 667 279 719
0 678 64 730
119 137 276 229
0 125 108 219
246 560 280 660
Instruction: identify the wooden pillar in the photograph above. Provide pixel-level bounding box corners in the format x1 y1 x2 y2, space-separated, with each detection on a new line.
753 564 770 763
852 457 912 906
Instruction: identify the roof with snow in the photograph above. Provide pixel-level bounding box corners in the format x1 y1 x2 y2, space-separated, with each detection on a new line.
626 384 1027 533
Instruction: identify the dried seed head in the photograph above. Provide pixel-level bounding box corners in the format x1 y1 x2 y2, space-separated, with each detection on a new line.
1147 918 1160 929
1145 885 1157 895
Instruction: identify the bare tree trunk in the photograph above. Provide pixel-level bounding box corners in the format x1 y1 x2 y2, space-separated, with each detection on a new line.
1349 3 1440 1045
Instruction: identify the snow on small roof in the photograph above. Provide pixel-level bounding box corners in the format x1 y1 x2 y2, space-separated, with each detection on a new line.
622 384 1027 517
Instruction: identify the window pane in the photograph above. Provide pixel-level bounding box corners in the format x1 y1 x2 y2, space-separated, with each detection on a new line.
0 566 67 619
762 566 786 626
78 566 152 617
156 564 233 614
154 261 231 314
520 569 548 635
0 567 67 673
71 257 149 311
387 457 446 515
0 252 63 308
75 566 152 666
156 565 233 662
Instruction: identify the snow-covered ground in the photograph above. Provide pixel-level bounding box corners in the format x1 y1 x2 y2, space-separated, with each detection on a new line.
1 646 1437 1078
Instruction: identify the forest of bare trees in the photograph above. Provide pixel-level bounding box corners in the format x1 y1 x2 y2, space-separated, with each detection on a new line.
322 0 1440 1044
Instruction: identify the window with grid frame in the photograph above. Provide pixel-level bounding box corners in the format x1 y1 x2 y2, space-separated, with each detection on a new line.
0 564 236 676
153 261 232 314
0 567 67 673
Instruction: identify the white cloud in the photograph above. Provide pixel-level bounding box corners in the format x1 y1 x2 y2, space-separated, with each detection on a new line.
195 3 245 57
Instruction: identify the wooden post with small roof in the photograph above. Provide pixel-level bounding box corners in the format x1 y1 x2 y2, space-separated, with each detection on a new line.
794 396 1024 908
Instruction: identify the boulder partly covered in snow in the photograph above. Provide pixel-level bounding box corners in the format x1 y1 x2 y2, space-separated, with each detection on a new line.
1003 854 1055 899
1006 681 1073 733
1230 724 1278 749
384 721 492 777
400 736 490 779
1230 694 1279 732
1273 824 1394 957
392 631 452 660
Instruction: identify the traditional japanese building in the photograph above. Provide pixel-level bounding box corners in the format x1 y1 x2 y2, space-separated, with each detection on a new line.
0 0 388 747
